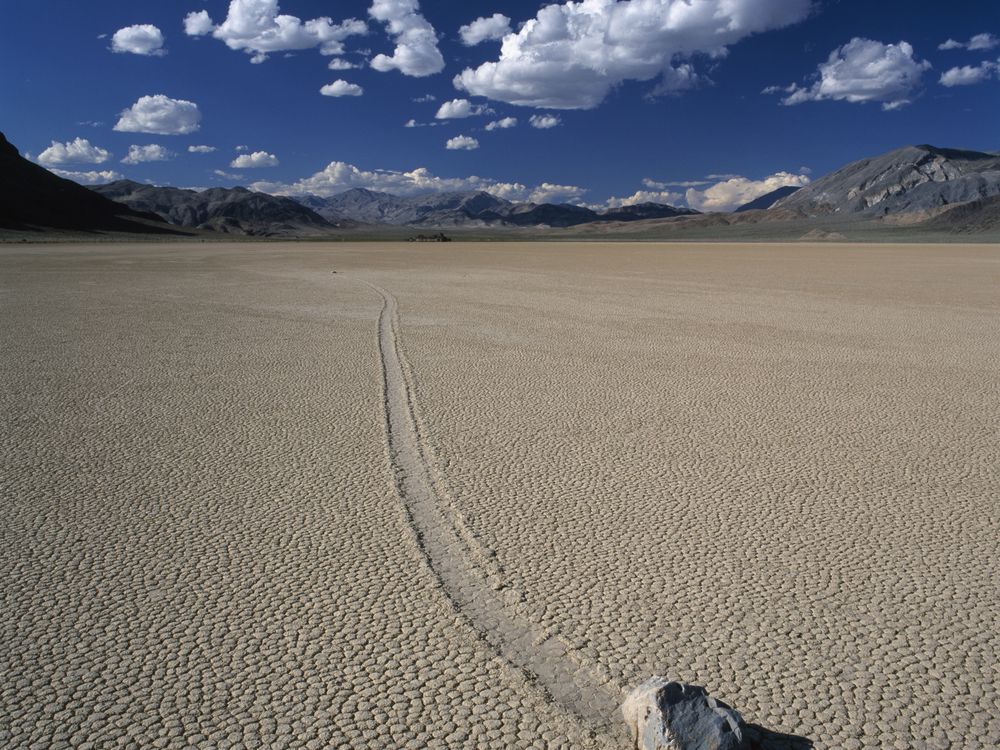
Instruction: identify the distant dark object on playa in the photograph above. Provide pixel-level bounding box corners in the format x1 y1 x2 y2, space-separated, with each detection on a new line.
408 233 452 242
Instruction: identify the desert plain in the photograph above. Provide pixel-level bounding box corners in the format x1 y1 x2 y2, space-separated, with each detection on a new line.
1 240 998 750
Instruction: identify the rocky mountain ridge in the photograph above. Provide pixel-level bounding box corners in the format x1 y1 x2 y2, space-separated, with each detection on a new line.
295 188 700 227
91 181 338 236
774 145 1000 216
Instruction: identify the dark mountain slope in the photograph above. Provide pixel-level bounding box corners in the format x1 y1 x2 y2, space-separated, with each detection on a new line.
0 132 175 234
923 194 1000 233
735 186 802 212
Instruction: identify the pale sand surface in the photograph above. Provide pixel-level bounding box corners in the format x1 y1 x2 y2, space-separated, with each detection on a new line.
2 242 998 749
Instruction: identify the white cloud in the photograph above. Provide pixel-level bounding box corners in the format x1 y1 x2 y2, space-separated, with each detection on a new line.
435 98 490 118
459 13 511 46
37 138 111 166
529 114 561 129
184 1 367 63
404 119 440 127
50 169 124 185
188 145 217 153
111 24 166 56
485 117 517 130
939 33 998 51
768 38 930 110
184 11 214 36
603 189 684 208
684 172 810 212
114 94 201 135
528 183 586 203
445 135 479 150
122 144 174 164
368 0 444 77
231 151 280 168
412 93 436 102
939 60 999 86
454 0 811 109
969 33 999 51
328 57 359 70
213 169 243 179
321 80 364 96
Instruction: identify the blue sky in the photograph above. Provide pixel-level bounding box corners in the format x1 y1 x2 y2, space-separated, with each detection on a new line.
2 1 998 209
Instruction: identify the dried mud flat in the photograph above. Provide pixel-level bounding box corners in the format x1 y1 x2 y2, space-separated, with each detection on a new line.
2 241 998 750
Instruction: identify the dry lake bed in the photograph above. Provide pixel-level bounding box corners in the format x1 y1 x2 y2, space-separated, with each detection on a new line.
2 241 998 749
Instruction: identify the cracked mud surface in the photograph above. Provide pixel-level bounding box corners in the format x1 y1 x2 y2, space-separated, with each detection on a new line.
2 241 999 749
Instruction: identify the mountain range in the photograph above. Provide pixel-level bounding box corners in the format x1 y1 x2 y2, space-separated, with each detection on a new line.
2 130 998 238
296 188 700 228
91 180 341 236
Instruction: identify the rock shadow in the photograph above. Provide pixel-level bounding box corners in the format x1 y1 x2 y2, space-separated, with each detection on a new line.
741 723 814 750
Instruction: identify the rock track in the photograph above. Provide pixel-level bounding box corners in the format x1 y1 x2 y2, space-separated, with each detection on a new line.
365 281 627 742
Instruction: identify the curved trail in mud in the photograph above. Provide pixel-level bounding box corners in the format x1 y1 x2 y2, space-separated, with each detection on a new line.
365 282 625 740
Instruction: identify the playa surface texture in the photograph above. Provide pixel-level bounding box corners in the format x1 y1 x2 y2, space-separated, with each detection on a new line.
2 241 998 749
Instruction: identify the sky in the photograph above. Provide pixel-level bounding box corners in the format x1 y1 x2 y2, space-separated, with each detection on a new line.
2 0 998 210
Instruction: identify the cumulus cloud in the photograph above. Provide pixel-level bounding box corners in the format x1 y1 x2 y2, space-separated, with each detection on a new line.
251 160 547 202
111 24 166 56
459 13 511 46
435 98 491 118
767 38 930 110
122 144 174 164
184 1 367 62
684 172 810 212
939 33 998 52
328 58 359 70
37 138 111 166
368 0 444 77
939 60 999 86
603 189 684 208
485 117 517 130
184 11 213 36
50 169 124 185
454 0 811 109
114 95 201 135
445 135 479 150
528 182 586 203
321 80 364 96
214 169 243 179
529 114 561 129
188 145 217 153
231 151 280 168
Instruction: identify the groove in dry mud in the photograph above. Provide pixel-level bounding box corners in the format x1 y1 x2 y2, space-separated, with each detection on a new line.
366 282 624 737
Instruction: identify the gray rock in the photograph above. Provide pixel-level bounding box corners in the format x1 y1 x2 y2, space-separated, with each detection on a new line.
623 677 744 750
